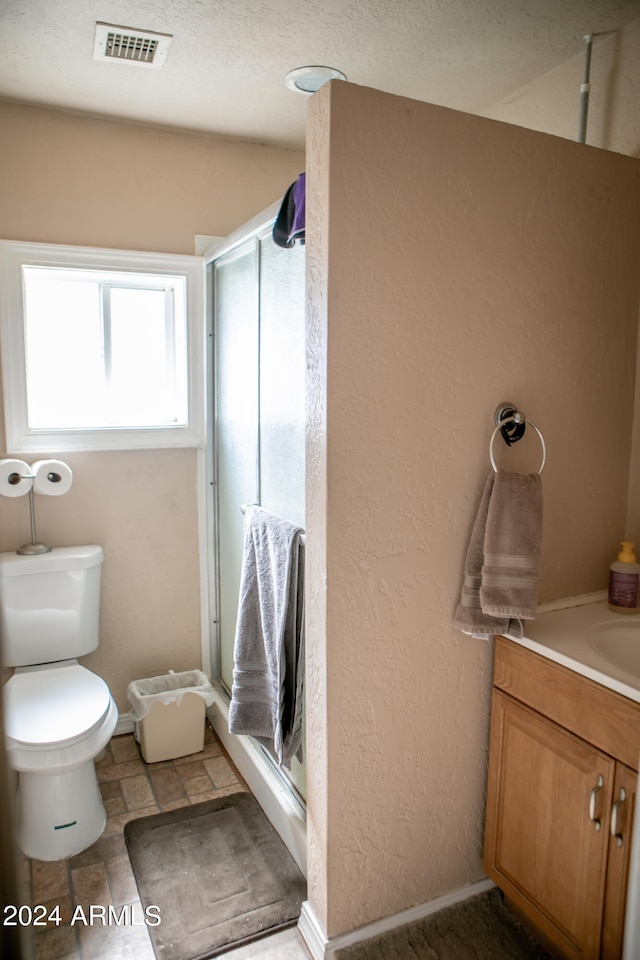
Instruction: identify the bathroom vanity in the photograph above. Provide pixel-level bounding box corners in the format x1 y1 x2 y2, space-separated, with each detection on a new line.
484 599 640 960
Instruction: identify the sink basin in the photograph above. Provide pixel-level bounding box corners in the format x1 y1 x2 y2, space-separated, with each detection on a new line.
587 620 640 682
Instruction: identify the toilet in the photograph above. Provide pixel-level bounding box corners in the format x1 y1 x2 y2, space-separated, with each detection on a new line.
1 545 118 861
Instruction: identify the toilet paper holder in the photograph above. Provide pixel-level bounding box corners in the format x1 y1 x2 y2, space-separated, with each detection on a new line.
8 469 63 487
15 478 51 555
6 464 69 556
0 457 73 556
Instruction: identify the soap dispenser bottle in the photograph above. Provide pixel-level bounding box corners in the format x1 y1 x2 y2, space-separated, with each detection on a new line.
608 541 640 614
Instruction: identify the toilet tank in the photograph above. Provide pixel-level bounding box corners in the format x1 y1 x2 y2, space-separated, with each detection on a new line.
0 545 104 668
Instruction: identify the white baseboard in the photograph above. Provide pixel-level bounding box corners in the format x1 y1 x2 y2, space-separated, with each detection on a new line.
298 900 328 960
115 712 135 736
298 877 495 960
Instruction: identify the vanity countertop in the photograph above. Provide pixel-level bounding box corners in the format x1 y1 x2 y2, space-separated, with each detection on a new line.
505 595 640 706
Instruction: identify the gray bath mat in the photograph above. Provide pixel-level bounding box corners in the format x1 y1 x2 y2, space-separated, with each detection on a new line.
124 791 306 960
334 887 550 959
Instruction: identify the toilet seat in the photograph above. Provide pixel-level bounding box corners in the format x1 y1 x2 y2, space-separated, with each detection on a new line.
5 663 112 747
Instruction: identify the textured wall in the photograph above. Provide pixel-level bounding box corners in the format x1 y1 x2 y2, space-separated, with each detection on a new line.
0 102 304 711
305 81 640 937
305 91 331 926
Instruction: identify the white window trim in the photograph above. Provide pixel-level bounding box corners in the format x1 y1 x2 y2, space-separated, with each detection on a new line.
0 240 205 452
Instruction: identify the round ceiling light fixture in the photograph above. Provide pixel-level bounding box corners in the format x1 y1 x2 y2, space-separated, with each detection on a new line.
284 65 347 95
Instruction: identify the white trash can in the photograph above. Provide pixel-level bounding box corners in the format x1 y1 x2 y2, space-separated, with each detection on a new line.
127 670 215 763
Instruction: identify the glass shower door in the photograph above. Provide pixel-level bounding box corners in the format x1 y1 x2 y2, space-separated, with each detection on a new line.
213 223 306 800
214 241 259 690
258 235 305 527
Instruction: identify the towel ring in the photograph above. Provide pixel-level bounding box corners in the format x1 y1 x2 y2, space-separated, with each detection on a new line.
489 415 546 474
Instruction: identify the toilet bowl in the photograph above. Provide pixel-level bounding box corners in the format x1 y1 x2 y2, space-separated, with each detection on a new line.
0 545 118 860
5 660 118 860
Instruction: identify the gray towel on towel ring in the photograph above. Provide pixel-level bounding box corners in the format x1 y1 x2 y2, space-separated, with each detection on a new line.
228 506 305 768
454 469 543 640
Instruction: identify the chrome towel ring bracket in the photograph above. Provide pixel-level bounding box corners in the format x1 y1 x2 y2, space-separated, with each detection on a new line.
490 402 546 475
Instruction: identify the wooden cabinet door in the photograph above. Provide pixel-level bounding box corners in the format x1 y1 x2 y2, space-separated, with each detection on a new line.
484 690 615 959
601 762 637 959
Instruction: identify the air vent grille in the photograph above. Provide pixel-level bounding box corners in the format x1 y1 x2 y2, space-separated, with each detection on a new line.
106 32 157 63
94 22 172 69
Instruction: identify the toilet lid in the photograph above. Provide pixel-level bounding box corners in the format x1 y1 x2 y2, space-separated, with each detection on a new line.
5 663 112 747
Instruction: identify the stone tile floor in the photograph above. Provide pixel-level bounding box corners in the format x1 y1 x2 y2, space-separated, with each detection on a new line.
17 722 310 960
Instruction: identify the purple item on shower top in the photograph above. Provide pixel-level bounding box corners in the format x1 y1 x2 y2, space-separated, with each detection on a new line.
273 173 306 247
289 173 305 241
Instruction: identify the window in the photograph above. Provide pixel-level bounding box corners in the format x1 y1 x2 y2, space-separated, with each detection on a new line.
0 241 204 451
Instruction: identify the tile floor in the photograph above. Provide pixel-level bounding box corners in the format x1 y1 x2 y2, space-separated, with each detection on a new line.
17 722 310 960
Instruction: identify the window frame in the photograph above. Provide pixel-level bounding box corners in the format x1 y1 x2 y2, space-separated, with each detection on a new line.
0 240 205 452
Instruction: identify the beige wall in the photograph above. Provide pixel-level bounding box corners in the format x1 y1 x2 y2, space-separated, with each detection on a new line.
0 101 304 253
305 81 640 937
0 102 304 711
485 16 640 539
482 18 640 158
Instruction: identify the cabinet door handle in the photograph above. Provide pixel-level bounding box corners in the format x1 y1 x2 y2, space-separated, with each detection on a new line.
610 787 627 847
589 774 605 831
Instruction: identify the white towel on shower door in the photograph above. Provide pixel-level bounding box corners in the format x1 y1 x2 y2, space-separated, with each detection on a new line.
228 506 305 768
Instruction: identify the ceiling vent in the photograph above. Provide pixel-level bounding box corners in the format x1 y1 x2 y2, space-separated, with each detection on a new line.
93 22 172 69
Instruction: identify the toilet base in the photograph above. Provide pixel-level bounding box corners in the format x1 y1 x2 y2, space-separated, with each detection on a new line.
17 761 107 861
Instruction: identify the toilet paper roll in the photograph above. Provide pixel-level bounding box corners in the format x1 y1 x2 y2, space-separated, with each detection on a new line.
0 459 33 498
31 459 73 496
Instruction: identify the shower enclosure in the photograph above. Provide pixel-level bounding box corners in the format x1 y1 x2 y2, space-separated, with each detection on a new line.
203 201 307 870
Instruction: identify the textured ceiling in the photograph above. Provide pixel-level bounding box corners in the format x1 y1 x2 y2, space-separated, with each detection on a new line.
1 0 640 149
